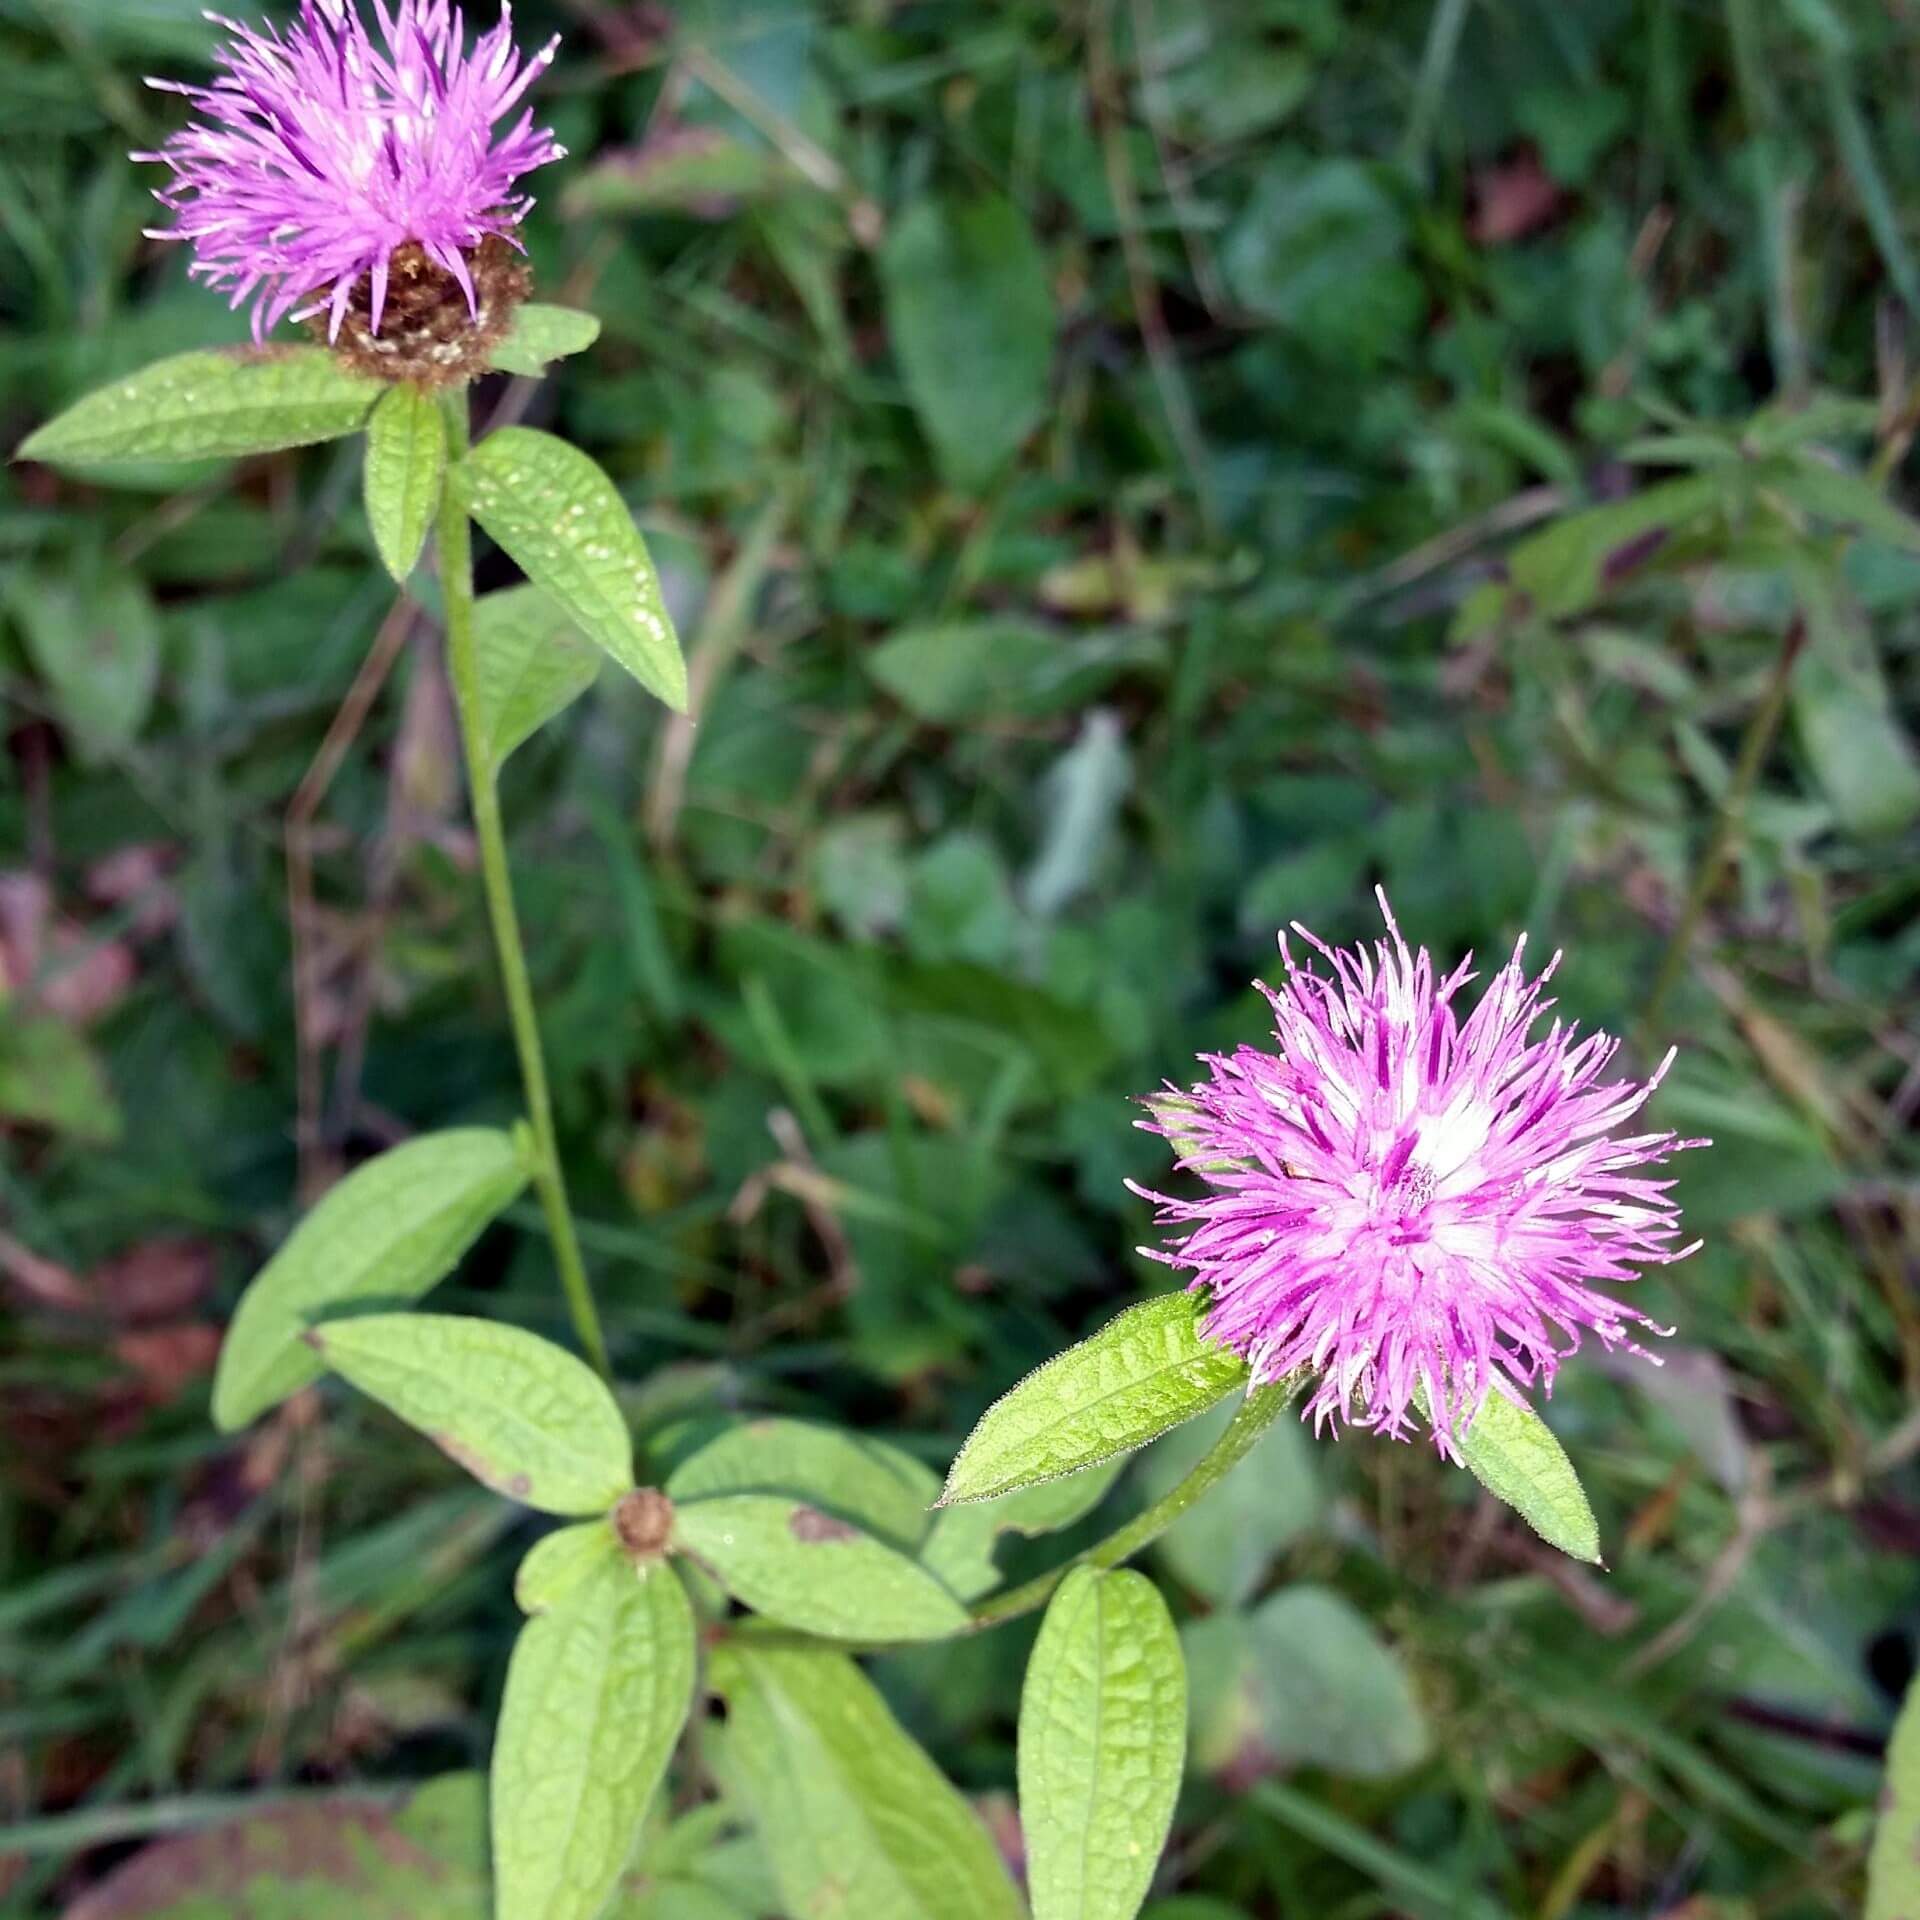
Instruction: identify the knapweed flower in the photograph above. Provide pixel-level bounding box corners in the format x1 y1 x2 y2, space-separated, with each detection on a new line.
1134 891 1704 1455
136 0 563 383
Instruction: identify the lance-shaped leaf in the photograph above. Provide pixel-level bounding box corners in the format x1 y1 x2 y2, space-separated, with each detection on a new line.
364 382 446 581
1020 1568 1186 1920
18 348 383 467
493 1559 696 1920
212 1129 531 1432
471 585 602 771
674 1494 967 1642
708 1643 1024 1920
1454 1390 1600 1565
488 304 603 378
514 1517 624 1615
463 427 687 711
941 1294 1248 1506
308 1313 633 1516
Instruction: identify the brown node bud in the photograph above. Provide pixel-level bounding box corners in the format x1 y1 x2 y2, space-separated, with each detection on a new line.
613 1487 675 1564
311 234 530 389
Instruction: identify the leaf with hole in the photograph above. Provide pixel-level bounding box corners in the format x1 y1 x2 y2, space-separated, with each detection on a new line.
212 1129 531 1432
471 584 602 770
941 1294 1248 1506
674 1494 967 1641
18 348 382 466
363 382 446 581
308 1313 633 1516
493 1558 696 1920
1020 1567 1187 1920
708 1643 1023 1920
463 427 687 711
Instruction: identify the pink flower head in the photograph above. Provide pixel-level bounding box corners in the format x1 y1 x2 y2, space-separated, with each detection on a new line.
135 0 563 340
1134 891 1705 1456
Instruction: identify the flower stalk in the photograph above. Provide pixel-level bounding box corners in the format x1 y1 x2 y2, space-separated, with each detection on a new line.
436 388 610 1381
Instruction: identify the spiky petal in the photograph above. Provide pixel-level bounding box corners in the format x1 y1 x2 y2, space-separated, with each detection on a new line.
135 0 563 340
1133 891 1706 1455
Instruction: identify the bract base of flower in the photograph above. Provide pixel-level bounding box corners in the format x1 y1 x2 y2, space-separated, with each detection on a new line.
136 0 562 345
1133 890 1706 1457
313 235 529 388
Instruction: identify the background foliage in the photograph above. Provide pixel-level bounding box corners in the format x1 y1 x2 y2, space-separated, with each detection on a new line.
3 0 1919 1914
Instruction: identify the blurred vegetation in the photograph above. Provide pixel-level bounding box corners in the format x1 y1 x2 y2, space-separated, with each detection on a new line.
3 0 1919 1915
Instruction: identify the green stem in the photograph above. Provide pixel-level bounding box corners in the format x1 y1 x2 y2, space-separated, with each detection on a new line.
735 1379 1295 1654
436 389 610 1382
1638 617 1806 1048
969 1379 1294 1628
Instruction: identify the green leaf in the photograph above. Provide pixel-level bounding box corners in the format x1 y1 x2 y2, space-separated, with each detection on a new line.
878 192 1056 492
708 1643 1024 1920
463 427 687 711
1499 475 1723 620
866 620 1162 725
666 1418 938 1551
1867 1669 1920 1920
5 561 161 765
563 130 808 219
921 1459 1125 1601
309 1312 633 1516
488 304 604 378
0 1011 122 1144
364 382 447 581
52 1774 490 1920
17 347 383 467
1139 1399 1320 1605
212 1129 531 1432
941 1294 1249 1506
471 584 603 770
674 1493 967 1641
1020 1567 1187 1920
1453 1391 1601 1565
1184 1587 1430 1781
515 1518 625 1614
493 1559 696 1920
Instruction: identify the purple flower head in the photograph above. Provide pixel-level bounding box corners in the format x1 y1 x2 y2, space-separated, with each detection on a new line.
136 0 563 342
1134 892 1705 1456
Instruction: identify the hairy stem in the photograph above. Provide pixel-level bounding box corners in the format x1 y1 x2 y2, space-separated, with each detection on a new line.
736 1378 1294 1654
1639 617 1806 1048
966 1378 1293 1628
436 389 610 1381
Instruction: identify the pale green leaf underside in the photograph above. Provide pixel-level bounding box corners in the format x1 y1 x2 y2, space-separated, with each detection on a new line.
464 427 688 711
515 1517 625 1615
675 1493 967 1642
1020 1567 1186 1920
211 1129 531 1432
708 1643 1024 1920
493 1560 696 1920
1868 1669 1920 1920
1185 1586 1430 1780
666 1417 939 1552
1455 1391 1601 1565
364 382 447 581
18 348 382 467
471 584 603 770
941 1294 1249 1506
310 1312 633 1516
489 303 603 377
